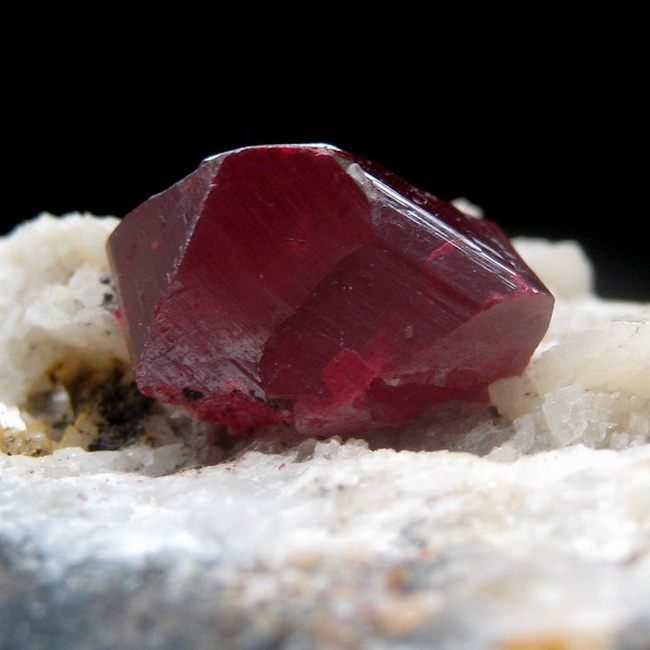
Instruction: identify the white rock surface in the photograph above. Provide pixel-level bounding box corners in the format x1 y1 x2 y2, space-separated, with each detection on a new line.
0 214 126 408
0 215 649 649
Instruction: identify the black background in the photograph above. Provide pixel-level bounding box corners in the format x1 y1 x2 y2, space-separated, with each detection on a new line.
4 30 647 301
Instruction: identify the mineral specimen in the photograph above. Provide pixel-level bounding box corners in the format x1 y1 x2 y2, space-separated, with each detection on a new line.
2 215 649 648
107 145 554 435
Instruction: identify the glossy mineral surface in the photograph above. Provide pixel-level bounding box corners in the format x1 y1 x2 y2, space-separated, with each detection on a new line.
107 145 553 435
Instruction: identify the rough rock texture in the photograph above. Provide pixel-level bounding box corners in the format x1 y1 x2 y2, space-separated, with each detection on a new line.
1 214 649 649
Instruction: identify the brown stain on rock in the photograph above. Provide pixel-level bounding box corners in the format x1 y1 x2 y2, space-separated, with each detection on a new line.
497 633 609 650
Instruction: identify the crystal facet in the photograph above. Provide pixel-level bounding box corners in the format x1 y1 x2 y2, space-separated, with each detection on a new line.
107 145 554 435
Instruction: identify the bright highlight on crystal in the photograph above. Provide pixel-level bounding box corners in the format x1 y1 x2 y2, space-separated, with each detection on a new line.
107 144 554 435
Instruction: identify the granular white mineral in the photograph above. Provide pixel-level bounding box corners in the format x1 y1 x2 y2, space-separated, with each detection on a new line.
1 213 649 649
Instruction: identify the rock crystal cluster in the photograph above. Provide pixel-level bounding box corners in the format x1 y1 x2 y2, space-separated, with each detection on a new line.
1 213 649 649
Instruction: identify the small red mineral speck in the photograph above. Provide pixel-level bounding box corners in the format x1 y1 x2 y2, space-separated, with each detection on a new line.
107 144 553 437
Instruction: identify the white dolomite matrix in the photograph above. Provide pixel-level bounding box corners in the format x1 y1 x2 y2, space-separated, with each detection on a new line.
0 213 649 649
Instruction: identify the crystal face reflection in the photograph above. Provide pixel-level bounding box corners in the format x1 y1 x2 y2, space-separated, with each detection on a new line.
107 144 554 436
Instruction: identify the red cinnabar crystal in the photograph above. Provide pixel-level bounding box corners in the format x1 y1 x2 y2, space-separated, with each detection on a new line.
107 145 553 436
